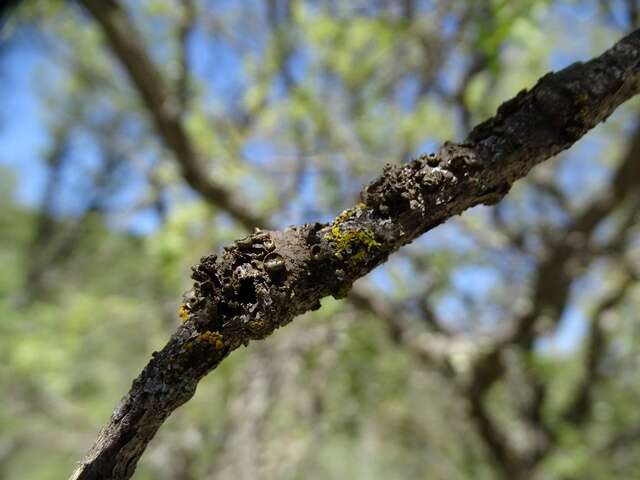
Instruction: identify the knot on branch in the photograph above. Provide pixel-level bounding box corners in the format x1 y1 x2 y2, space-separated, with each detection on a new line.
185 230 291 348
360 156 458 220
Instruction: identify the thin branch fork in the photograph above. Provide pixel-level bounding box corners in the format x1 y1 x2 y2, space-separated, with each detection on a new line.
458 128 640 475
70 29 640 480
79 0 267 230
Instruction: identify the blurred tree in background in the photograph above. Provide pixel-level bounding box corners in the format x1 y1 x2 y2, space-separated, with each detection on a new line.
1 1 640 479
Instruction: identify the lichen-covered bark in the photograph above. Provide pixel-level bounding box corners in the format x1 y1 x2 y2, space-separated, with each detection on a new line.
70 29 640 480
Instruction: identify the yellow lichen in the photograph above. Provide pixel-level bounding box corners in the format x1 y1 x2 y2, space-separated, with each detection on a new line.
575 92 589 104
246 319 265 333
333 203 367 225
574 92 591 120
334 208 355 225
325 225 381 261
325 203 380 263
197 331 225 350
178 304 190 323
326 203 380 261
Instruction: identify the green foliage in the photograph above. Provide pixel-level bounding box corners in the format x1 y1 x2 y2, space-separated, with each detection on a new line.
3 1 640 479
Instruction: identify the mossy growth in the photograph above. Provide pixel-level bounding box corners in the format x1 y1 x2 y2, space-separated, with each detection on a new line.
325 204 381 263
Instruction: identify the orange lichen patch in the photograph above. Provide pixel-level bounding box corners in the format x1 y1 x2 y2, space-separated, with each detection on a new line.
246 319 265 333
197 331 224 349
178 304 190 323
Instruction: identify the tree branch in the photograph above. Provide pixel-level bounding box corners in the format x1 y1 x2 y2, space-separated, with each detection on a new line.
461 121 640 475
348 286 457 374
562 269 636 425
70 29 640 480
79 0 267 230
176 0 196 115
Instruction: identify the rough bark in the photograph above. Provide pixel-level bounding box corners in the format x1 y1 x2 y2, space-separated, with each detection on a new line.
70 29 640 480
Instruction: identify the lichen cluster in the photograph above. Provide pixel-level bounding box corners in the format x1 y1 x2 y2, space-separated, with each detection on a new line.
197 331 225 350
325 204 381 263
178 304 190 323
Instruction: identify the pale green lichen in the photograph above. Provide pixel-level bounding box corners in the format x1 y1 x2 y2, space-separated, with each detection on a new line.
325 204 381 262
333 203 366 225
326 226 381 261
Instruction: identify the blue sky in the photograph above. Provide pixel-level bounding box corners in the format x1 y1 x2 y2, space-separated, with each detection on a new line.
0 35 48 207
0 1 634 354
